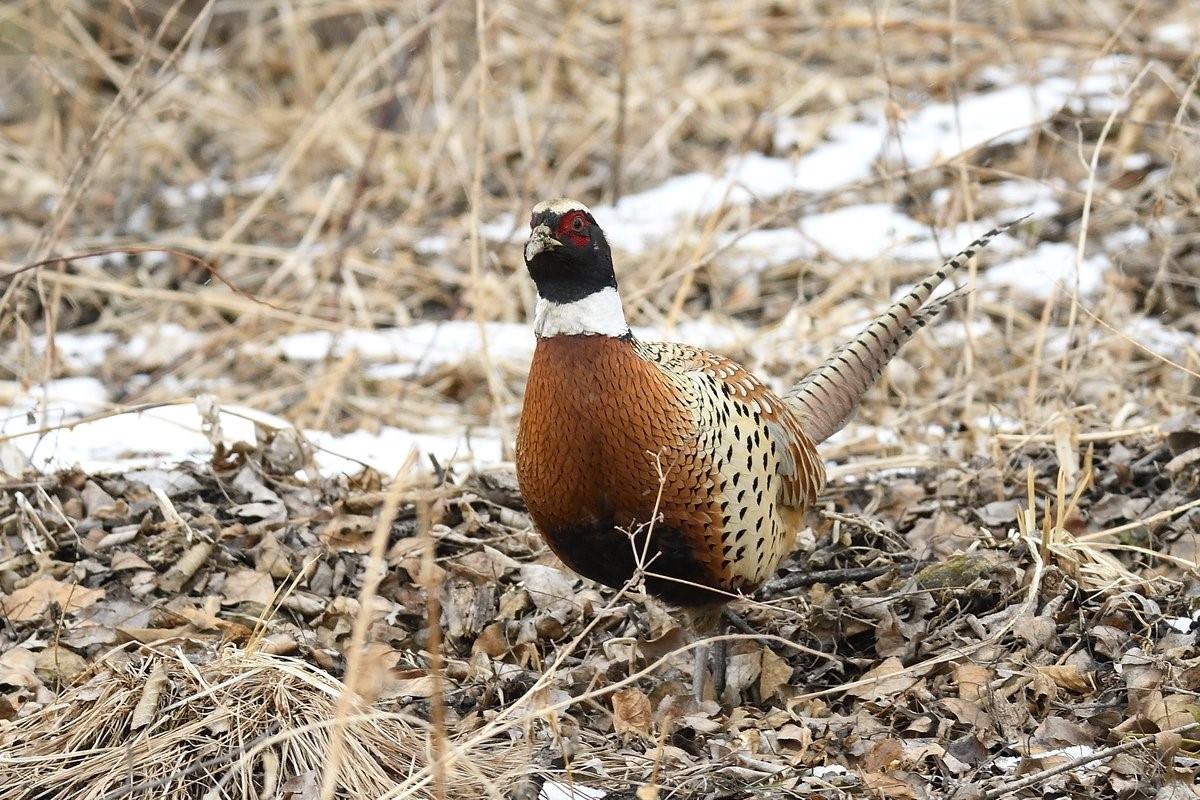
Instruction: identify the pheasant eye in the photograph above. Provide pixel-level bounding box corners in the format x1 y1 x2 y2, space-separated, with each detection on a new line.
571 216 584 231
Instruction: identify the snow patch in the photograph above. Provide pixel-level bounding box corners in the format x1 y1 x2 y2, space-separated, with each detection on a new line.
278 318 746 376
17 325 206 373
980 242 1108 299
24 332 116 371
810 764 849 778
1105 225 1150 251
310 425 503 476
160 173 275 209
1153 22 1197 48
1123 317 1198 360
720 204 946 273
125 323 203 365
0 389 502 477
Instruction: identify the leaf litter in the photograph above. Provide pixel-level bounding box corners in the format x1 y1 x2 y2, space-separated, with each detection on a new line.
2 411 1198 797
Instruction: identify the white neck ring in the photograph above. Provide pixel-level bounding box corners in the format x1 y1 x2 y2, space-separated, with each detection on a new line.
534 286 629 338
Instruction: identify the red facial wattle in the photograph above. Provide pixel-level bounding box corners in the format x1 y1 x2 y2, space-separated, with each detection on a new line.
556 211 590 247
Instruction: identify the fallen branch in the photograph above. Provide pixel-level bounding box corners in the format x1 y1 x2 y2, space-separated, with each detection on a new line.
761 562 920 596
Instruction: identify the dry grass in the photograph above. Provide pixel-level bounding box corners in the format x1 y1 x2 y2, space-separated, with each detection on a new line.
1 0 1198 797
0 645 520 800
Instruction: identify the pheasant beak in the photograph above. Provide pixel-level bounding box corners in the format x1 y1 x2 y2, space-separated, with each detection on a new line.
525 223 562 262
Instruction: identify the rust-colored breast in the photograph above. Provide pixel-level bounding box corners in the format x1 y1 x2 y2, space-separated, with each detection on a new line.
516 334 828 607
516 335 726 605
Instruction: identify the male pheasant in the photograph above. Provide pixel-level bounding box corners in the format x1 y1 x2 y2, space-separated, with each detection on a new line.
515 198 1014 673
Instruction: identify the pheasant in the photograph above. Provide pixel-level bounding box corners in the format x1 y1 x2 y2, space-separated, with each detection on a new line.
515 197 1015 694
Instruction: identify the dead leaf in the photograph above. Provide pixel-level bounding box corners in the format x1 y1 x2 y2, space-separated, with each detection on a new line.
519 564 578 618
454 545 520 580
1033 715 1094 748
1029 670 1059 710
612 687 652 738
724 650 761 697
777 723 812 761
0 647 39 690
255 530 294 579
221 568 276 607
954 663 992 702
858 770 919 799
1145 694 1196 731
638 625 689 663
323 514 376 551
1156 730 1183 760
131 662 168 730
635 785 660 800
473 622 510 658
33 645 88 684
759 647 793 700
356 643 401 702
160 541 214 593
1036 664 1092 693
847 657 925 700
1 577 105 622
863 737 904 772
940 697 994 730
110 551 152 571
81 480 118 516
388 670 438 699
874 608 909 658
1015 615 1058 652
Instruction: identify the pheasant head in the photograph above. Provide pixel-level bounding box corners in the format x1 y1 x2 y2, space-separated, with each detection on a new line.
524 198 628 338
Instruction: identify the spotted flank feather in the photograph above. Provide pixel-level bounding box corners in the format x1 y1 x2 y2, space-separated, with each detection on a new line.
785 218 1024 444
634 340 825 589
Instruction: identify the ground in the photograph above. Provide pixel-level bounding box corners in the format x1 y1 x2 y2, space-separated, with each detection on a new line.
1 1 1199 798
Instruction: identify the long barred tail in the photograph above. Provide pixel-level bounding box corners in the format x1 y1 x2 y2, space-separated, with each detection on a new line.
786 216 1026 444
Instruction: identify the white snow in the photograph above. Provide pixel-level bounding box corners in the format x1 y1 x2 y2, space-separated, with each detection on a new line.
276 322 535 375
277 318 746 376
414 234 450 255
720 227 814 272
773 120 881 190
0 390 501 477
881 80 1074 165
1 377 110 420
988 181 1062 219
495 61 1126 261
1036 745 1099 763
15 324 204 373
797 204 930 261
719 203 929 271
485 150 864 254
1153 22 1197 49
994 746 1099 775
1105 225 1150 251
24 332 117 371
160 173 275 209
310 425 503 476
979 241 1108 299
717 203 1037 278
1122 316 1198 360
125 323 203 365
810 764 849 778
